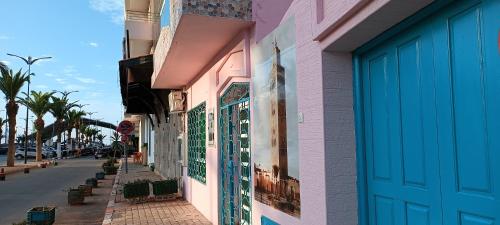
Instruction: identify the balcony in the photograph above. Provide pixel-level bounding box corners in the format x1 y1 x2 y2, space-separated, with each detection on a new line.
125 0 162 58
152 0 253 89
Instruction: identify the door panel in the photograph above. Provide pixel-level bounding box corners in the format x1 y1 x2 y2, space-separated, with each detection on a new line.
434 1 500 224
358 1 500 224
362 23 442 225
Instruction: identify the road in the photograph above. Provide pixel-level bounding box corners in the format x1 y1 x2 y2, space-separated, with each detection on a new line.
0 158 106 224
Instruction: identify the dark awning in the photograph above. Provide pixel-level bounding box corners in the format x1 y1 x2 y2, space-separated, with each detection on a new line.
118 55 168 126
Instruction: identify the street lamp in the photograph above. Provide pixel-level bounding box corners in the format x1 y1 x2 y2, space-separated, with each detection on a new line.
8 54 52 164
87 112 97 128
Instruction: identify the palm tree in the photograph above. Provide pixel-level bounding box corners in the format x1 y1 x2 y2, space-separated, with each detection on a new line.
65 109 86 150
91 128 99 143
19 91 54 161
0 61 7 73
79 124 88 147
110 131 122 158
0 117 7 143
96 133 106 144
49 92 78 158
0 67 29 166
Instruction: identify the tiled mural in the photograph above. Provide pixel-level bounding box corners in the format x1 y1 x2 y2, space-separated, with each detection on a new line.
182 0 252 20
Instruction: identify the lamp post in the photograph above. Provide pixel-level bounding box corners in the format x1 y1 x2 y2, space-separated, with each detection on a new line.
7 54 52 164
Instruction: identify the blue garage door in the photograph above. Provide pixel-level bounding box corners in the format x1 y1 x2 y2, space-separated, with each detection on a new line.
357 1 500 224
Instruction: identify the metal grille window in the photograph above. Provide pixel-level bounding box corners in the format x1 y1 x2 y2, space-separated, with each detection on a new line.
187 102 206 183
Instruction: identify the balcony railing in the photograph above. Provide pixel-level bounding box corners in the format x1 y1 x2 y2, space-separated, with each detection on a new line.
126 10 161 22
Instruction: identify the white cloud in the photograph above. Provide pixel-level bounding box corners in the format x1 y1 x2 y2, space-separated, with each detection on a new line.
44 73 55 77
0 35 10 40
89 0 124 25
76 77 97 84
89 42 99 48
62 65 79 77
55 78 66 85
0 60 11 66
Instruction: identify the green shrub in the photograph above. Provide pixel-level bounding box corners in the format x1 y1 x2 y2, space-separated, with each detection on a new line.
104 166 118 175
123 180 150 199
152 179 178 196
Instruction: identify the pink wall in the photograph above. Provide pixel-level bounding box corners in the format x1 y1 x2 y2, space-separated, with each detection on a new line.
183 39 250 225
180 1 436 224
250 0 435 225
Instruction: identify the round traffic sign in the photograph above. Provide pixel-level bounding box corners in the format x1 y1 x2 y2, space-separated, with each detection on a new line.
117 120 134 135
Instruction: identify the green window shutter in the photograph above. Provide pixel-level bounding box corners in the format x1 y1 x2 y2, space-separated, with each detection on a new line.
187 102 207 183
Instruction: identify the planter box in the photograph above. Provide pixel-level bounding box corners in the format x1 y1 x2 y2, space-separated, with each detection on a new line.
104 166 117 175
68 189 84 205
152 179 178 196
123 180 150 199
78 185 92 196
95 172 105 180
27 207 55 225
24 168 30 174
86 178 98 188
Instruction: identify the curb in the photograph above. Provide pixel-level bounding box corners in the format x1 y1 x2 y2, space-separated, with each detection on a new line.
1 160 54 176
102 159 123 225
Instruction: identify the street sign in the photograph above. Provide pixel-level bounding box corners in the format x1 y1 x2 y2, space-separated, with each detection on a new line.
116 120 134 135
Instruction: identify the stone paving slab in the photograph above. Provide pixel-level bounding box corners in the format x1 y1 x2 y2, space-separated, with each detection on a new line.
105 159 211 225
55 175 115 225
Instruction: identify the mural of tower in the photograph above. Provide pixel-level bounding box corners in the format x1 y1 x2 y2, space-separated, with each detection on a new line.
269 40 288 183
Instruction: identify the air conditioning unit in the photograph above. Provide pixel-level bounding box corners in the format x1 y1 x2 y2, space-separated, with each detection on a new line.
168 91 185 113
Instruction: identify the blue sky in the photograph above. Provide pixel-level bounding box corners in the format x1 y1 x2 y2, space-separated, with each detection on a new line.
0 0 125 141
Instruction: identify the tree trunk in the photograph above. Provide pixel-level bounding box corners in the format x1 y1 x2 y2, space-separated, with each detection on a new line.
76 129 80 149
36 129 42 161
56 133 62 158
6 101 18 167
67 128 72 152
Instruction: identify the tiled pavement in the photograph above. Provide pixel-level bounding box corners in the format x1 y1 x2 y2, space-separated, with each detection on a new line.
106 159 211 225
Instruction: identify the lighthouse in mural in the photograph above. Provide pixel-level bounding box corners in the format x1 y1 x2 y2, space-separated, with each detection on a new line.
269 41 288 196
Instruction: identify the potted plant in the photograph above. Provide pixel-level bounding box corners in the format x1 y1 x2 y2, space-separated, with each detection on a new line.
104 165 118 175
86 178 98 188
123 180 150 203
95 172 105 180
149 163 155 172
78 184 92 196
152 179 178 200
67 188 84 205
27 207 56 225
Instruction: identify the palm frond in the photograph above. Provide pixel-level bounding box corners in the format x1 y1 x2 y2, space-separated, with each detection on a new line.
0 69 29 101
18 90 54 118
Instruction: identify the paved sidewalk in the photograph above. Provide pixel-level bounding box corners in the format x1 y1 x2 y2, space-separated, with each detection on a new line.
105 159 211 225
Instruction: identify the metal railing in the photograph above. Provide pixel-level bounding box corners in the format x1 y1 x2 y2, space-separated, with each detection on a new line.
126 10 160 22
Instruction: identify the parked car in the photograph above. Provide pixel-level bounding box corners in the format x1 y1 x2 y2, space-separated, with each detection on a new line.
0 144 7 155
15 147 54 159
80 147 96 156
94 146 122 159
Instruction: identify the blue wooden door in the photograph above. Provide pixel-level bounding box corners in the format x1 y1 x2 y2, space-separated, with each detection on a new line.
357 1 500 224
